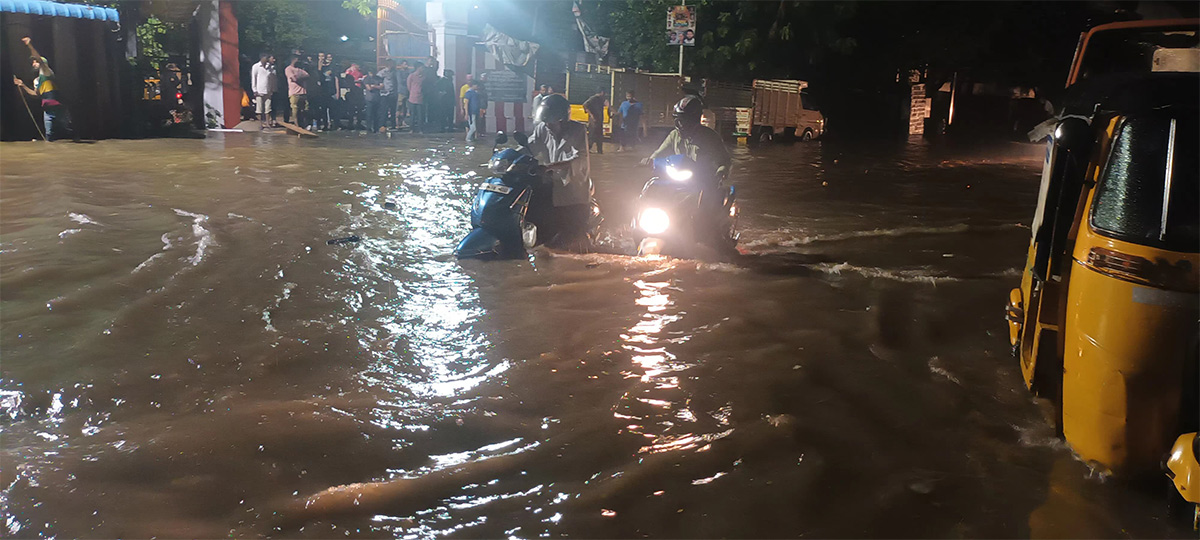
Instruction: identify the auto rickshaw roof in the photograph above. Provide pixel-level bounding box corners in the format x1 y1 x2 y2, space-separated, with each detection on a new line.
1060 72 1198 119
1067 19 1199 87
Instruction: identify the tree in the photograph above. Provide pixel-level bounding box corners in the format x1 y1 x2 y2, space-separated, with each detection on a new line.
583 1 856 79
235 0 336 56
342 0 376 18
589 0 677 72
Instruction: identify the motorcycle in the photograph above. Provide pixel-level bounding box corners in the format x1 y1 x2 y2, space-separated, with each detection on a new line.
455 132 604 259
632 154 738 258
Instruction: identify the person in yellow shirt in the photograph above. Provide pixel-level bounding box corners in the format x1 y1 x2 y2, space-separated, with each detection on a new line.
458 74 473 101
458 74 473 123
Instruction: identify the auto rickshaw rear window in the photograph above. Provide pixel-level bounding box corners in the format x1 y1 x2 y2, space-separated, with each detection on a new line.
1091 116 1199 252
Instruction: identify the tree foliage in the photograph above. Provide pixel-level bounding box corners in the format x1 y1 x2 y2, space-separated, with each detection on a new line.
579 0 1107 94
134 16 189 70
342 0 376 18
582 1 856 78
235 0 336 56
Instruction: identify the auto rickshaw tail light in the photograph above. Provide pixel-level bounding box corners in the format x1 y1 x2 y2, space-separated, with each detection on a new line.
1084 247 1193 291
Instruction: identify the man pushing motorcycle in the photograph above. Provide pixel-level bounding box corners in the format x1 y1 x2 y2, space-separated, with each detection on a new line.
525 94 595 250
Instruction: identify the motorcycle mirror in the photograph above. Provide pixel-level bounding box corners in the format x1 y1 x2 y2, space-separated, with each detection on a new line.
1053 117 1091 153
495 132 508 145
513 131 529 147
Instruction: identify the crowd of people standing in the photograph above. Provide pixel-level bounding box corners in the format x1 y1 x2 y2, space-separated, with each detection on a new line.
247 52 482 136
246 51 647 149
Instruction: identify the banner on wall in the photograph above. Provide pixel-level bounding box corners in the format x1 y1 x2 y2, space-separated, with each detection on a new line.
667 6 696 46
483 70 529 103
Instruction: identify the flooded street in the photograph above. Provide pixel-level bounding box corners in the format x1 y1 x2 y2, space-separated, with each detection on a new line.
0 133 1186 538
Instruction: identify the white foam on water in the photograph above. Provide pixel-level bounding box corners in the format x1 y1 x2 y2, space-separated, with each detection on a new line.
743 223 1022 249
693 261 747 274
173 209 216 266
546 251 747 275
0 389 23 420
58 229 81 238
132 254 163 273
927 357 962 385
1012 423 1068 450
68 212 100 226
262 282 297 333
986 267 1023 278
133 233 175 273
812 262 960 284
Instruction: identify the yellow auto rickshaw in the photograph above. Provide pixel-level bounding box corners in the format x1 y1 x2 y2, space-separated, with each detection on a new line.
1005 18 1199 528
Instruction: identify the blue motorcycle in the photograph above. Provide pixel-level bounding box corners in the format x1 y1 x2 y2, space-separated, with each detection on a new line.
631 154 738 258
454 133 543 259
454 132 604 259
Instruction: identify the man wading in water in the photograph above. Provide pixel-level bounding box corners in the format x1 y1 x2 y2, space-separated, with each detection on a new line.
12 36 71 141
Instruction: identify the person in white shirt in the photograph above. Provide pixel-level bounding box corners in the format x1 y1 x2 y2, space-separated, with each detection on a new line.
250 54 276 128
530 84 549 116
526 93 593 249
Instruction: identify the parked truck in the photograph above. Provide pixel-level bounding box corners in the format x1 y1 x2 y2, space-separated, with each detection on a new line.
565 64 684 138
700 80 753 139
702 79 825 142
750 79 825 141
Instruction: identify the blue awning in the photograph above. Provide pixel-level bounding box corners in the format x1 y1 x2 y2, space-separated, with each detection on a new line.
0 0 119 22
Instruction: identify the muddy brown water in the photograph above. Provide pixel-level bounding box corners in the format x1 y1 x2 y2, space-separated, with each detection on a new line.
0 133 1187 538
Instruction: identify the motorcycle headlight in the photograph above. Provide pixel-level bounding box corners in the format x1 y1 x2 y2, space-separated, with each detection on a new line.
665 165 693 181
489 158 512 174
639 208 670 235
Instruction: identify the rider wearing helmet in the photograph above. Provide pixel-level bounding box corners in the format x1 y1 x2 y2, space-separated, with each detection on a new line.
526 93 594 249
643 96 731 183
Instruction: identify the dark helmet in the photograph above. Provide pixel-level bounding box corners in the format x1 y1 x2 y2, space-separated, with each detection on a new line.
535 93 570 124
672 96 703 128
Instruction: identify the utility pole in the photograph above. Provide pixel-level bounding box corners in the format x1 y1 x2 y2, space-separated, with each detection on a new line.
677 0 685 76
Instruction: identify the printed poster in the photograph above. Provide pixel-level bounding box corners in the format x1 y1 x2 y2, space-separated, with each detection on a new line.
667 6 696 46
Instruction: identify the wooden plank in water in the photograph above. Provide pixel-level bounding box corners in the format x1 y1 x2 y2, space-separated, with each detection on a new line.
278 121 318 138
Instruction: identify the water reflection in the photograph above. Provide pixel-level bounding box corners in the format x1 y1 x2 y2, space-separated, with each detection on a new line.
342 156 503 431
616 270 733 457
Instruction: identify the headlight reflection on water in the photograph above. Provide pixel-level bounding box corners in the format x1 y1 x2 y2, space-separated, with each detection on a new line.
341 159 500 428
616 277 734 456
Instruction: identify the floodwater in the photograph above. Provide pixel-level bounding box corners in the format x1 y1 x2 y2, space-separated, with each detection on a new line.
0 133 1187 538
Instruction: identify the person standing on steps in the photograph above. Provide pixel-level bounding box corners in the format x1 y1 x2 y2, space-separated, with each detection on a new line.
251 54 278 129
285 56 309 127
